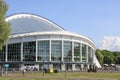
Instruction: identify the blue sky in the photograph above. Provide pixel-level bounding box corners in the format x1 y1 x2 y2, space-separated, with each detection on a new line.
5 0 120 51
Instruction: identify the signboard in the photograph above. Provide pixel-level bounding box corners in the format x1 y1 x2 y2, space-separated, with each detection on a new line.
5 64 9 68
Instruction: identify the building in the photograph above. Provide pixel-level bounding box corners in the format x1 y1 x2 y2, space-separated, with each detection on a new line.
0 13 101 71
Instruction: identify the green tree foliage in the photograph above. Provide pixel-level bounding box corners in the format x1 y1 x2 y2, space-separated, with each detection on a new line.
102 50 114 64
0 0 10 50
95 49 104 65
95 49 120 65
113 52 120 64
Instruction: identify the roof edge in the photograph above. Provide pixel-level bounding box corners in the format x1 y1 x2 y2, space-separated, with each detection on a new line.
6 13 65 31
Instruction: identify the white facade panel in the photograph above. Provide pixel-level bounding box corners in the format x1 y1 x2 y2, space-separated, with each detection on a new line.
62 35 72 41
22 36 36 42
8 38 22 44
50 35 62 40
37 35 50 40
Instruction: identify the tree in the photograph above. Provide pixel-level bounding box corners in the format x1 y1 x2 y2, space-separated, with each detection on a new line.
113 52 120 64
101 50 114 64
95 49 104 65
96 49 120 65
0 0 10 50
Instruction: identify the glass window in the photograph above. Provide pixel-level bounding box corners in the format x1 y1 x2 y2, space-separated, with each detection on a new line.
51 41 62 61
37 41 49 61
74 42 80 62
0 46 6 61
8 43 21 61
82 44 86 62
53 63 61 70
23 41 36 61
91 49 94 63
75 64 81 70
64 41 72 62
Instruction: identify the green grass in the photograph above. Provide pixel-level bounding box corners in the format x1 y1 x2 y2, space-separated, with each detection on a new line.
0 71 120 80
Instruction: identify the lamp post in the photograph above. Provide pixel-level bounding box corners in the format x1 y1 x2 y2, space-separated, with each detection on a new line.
43 60 45 77
1 64 4 76
65 59 67 77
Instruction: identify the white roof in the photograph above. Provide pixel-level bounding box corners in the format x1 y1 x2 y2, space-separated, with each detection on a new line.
6 13 65 35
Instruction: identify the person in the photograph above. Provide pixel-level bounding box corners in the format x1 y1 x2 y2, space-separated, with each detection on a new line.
22 69 26 76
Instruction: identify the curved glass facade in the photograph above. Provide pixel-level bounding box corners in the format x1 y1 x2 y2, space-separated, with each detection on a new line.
8 43 21 61
74 42 80 62
64 41 72 62
23 41 36 61
51 41 62 61
0 40 94 70
37 41 49 61
82 44 87 62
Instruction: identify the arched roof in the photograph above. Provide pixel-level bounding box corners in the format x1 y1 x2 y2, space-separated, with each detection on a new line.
5 13 65 35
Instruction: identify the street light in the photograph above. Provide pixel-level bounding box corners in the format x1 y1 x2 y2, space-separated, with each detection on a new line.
43 60 45 77
65 59 68 77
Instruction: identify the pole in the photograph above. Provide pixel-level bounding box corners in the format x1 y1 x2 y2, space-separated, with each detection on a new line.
65 62 67 77
65 61 67 77
1 66 3 76
43 60 44 77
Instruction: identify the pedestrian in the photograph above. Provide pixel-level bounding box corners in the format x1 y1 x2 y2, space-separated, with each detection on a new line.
22 69 26 76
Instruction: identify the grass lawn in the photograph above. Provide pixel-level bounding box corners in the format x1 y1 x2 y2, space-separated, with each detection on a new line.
0 71 120 80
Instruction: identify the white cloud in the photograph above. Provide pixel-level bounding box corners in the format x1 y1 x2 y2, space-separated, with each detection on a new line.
100 36 120 51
